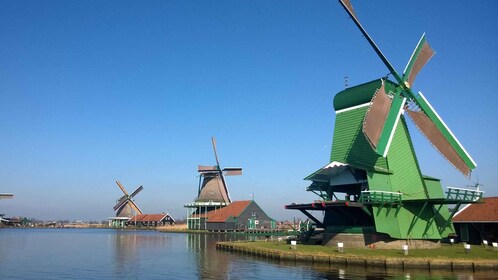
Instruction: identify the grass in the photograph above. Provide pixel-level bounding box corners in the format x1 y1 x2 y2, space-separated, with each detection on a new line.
224 241 498 261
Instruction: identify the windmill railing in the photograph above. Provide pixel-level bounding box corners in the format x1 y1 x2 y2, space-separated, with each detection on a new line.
446 187 483 203
184 201 228 208
359 191 403 206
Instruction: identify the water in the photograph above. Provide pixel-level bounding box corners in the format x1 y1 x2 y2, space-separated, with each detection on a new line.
0 228 492 279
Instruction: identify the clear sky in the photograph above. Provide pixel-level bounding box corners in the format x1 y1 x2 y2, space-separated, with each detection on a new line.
1 1 497 221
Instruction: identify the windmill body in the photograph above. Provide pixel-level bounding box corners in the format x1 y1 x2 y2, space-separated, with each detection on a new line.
285 1 481 247
184 137 242 230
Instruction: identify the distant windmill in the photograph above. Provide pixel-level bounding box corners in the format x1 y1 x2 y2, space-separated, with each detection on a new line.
0 193 14 223
113 181 143 218
196 137 242 204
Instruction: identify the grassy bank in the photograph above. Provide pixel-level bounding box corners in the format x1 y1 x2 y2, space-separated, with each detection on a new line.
217 241 498 271
220 241 498 260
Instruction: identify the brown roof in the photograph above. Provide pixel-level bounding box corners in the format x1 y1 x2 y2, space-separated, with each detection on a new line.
129 213 173 222
206 200 252 223
453 197 498 223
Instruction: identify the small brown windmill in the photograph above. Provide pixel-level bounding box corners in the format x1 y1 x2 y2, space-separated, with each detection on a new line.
113 181 143 217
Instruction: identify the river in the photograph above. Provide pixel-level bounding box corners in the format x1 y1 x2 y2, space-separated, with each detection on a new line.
0 228 491 279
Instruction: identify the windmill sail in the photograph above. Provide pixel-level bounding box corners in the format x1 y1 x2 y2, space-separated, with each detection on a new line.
128 199 143 215
363 82 391 154
407 93 477 176
116 181 129 196
363 81 407 157
113 195 127 211
129 185 143 198
339 0 401 82
223 167 243 176
403 34 435 88
0 193 14 199
341 0 357 20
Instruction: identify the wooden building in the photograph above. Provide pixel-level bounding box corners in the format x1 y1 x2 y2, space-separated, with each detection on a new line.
205 200 275 232
453 197 498 244
128 213 176 227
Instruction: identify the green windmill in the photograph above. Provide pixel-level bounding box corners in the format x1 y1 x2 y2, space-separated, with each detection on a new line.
286 0 482 247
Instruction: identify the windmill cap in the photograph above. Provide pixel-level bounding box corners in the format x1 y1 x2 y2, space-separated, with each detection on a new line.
334 79 398 112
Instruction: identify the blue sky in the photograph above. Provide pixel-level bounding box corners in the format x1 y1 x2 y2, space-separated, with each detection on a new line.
1 0 497 221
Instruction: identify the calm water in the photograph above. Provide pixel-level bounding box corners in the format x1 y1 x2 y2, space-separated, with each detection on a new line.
0 228 491 279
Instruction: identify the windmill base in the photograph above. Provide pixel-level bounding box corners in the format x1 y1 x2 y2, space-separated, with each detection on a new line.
322 232 441 249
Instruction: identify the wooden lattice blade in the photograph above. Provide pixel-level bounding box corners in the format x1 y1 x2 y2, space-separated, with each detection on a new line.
403 34 435 88
223 167 242 176
129 199 143 215
363 83 391 151
0 193 13 199
339 0 403 83
198 165 219 172
113 195 127 211
407 92 477 176
339 0 357 19
211 137 221 168
218 174 231 204
115 180 129 196
130 185 143 198
363 83 406 157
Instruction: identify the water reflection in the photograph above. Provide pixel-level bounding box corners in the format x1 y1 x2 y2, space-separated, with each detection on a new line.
187 233 236 280
111 230 171 278
1 229 491 280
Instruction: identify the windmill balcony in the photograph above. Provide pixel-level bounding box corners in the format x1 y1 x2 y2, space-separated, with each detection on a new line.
446 187 483 203
359 190 403 206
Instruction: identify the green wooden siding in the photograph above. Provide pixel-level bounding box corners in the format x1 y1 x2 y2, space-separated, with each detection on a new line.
331 107 388 170
385 117 427 200
424 177 445 199
307 79 459 240
367 172 392 192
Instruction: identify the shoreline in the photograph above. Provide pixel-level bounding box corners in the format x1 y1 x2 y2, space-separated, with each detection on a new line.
216 241 498 271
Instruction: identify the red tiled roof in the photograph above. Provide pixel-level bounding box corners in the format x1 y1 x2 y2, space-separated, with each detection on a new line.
453 197 498 222
129 213 172 222
206 200 252 223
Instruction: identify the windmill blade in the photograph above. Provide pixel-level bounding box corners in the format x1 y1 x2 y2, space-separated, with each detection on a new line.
128 199 143 215
339 0 403 83
363 81 406 157
115 181 129 196
340 0 357 19
198 165 218 172
0 193 14 199
363 82 392 151
211 137 221 169
403 34 435 88
218 173 232 203
406 92 477 176
129 185 143 198
223 167 243 176
113 195 128 210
